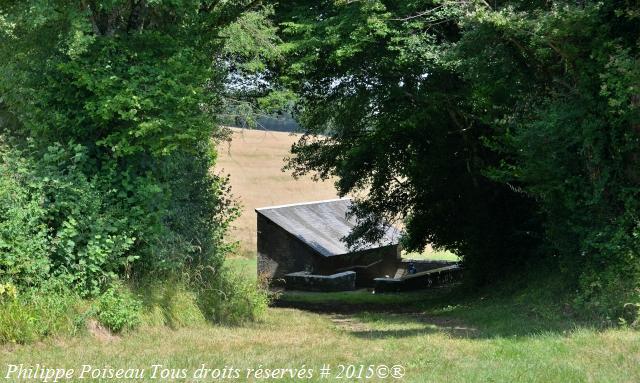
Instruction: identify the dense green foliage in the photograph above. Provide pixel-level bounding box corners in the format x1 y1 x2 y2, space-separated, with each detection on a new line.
276 1 640 317
94 283 142 333
0 1 242 293
276 0 543 282
458 1 640 316
0 0 272 340
0 142 137 294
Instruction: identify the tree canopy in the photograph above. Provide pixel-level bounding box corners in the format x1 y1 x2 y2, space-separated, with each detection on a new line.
0 0 275 299
275 0 640 314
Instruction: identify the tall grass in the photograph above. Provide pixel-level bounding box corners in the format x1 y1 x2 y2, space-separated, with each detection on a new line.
0 261 270 344
190 265 271 325
0 287 80 344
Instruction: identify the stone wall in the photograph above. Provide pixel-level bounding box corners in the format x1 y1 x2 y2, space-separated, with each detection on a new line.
395 259 457 278
374 264 463 293
315 246 400 287
257 213 321 284
284 271 356 292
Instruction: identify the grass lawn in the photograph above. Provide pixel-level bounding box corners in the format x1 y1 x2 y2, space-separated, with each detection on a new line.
227 256 258 277
2 281 639 383
211 260 640 381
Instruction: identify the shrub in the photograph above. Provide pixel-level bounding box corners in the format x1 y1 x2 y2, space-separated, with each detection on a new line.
455 1 640 319
0 142 137 296
575 261 640 324
37 144 137 296
94 284 141 333
193 266 270 325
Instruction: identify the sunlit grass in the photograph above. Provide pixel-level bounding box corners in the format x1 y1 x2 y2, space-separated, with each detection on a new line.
226 256 257 277
2 297 638 382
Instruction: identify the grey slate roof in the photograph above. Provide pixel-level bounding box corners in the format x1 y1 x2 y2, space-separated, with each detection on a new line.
256 198 401 257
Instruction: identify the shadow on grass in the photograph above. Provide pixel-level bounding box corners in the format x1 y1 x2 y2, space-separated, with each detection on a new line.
274 283 600 340
331 312 479 339
273 287 456 313
348 328 441 339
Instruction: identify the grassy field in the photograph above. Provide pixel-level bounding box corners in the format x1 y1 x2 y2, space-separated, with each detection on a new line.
2 128 638 382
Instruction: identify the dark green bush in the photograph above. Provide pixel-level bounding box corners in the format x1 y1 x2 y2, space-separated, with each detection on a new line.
455 2 640 319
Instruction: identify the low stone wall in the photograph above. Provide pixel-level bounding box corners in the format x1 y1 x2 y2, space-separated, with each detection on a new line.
374 265 463 293
284 271 357 292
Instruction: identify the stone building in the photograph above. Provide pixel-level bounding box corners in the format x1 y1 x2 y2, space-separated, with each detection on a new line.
256 198 401 288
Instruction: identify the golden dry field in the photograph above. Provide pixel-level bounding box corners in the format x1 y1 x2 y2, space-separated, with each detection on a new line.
215 128 338 256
